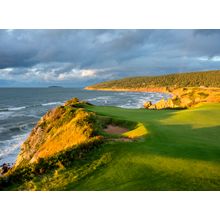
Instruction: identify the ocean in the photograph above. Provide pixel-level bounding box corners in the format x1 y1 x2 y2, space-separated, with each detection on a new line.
0 88 171 164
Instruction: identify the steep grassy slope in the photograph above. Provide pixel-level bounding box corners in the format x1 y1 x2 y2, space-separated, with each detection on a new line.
86 70 220 90
15 98 102 167
3 103 220 190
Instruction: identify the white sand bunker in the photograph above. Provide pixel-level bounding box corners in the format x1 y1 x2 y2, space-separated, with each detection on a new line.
104 125 129 135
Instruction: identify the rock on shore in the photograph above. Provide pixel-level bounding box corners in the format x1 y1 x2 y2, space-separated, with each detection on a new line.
143 87 220 110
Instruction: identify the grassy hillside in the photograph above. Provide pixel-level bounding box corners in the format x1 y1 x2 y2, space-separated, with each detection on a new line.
86 70 220 90
2 102 220 190
14 98 103 167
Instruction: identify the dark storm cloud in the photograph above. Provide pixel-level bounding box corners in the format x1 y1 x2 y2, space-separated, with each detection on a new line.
0 29 220 86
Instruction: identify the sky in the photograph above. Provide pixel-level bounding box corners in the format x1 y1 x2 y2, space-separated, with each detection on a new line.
0 29 220 87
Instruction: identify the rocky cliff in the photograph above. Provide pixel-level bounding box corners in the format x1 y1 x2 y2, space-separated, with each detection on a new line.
15 98 101 167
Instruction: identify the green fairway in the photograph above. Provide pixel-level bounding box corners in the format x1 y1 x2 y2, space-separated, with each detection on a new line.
9 103 220 190
71 103 220 190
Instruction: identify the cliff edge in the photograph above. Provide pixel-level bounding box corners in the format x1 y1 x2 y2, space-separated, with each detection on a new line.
15 98 102 167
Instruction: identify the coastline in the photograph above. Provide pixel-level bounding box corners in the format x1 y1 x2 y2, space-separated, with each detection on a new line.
84 86 173 94
84 86 220 108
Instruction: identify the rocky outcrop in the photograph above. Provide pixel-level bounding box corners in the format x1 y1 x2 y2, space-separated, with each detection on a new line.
144 87 220 110
143 101 152 109
145 98 182 110
0 163 11 175
15 98 101 167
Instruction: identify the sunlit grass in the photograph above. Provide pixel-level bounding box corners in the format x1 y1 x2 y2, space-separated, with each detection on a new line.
72 103 220 190
160 103 220 128
123 122 148 138
3 102 220 190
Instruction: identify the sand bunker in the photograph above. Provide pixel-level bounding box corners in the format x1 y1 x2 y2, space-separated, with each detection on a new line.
104 125 129 135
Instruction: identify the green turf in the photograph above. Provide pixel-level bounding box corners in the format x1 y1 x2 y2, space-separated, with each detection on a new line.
71 103 220 190
10 103 220 190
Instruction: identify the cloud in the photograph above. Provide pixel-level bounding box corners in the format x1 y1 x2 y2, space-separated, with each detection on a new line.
57 69 97 80
80 69 96 77
197 56 220 62
0 62 108 87
0 29 220 86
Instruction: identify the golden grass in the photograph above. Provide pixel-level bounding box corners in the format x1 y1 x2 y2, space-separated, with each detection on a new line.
31 109 94 162
123 123 148 138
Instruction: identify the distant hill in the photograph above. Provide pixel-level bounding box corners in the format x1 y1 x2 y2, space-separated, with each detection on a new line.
86 70 220 90
48 86 63 88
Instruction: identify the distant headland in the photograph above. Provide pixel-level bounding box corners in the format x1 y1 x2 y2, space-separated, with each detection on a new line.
85 70 220 109
48 86 63 88
85 70 220 91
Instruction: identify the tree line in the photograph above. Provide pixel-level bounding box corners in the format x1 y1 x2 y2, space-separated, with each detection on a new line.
90 70 220 89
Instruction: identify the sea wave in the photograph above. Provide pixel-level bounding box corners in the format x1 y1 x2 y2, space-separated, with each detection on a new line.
116 92 171 109
0 102 63 113
0 122 35 135
41 101 63 106
0 127 8 134
0 132 29 164
26 114 40 119
0 108 9 112
8 106 26 111
87 96 113 105
0 111 13 120
0 106 26 113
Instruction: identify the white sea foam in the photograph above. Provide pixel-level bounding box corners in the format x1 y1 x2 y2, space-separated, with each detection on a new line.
41 101 63 106
0 132 29 164
87 96 112 104
8 106 26 111
26 114 40 119
0 111 13 120
117 92 171 109
87 92 171 109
